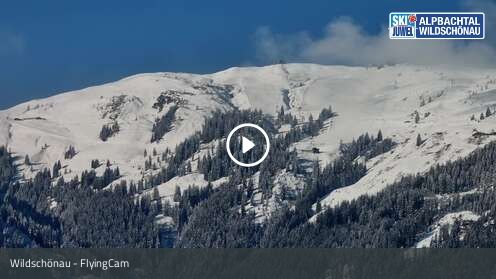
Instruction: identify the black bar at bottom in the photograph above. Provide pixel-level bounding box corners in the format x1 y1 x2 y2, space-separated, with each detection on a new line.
1 249 496 279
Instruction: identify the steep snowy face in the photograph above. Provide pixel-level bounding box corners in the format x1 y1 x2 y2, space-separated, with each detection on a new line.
1 63 496 208
0 73 237 181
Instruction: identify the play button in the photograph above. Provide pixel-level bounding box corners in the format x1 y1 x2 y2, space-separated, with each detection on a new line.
226 123 270 167
242 137 255 153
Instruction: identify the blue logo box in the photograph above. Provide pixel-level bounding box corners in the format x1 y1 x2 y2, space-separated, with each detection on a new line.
389 12 485 39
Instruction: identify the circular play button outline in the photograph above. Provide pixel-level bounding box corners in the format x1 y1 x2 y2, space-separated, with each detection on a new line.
226 123 270 167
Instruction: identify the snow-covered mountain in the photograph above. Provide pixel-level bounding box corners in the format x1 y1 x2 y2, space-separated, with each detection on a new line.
2 63 496 219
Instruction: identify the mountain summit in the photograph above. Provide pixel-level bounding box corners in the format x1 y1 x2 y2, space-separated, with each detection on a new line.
1 63 496 216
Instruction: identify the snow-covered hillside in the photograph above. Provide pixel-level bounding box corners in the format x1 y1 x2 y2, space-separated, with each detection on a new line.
416 211 481 248
2 63 496 216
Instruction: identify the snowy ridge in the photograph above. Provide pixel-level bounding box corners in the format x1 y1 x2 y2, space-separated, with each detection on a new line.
415 211 481 248
1 63 496 218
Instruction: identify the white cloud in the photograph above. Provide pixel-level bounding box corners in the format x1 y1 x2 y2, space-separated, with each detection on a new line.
463 0 496 43
254 13 496 68
253 26 311 63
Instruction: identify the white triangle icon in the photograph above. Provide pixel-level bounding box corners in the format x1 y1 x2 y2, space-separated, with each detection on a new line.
242 136 255 153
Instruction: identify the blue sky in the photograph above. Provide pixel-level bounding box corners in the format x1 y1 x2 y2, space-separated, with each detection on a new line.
0 0 485 109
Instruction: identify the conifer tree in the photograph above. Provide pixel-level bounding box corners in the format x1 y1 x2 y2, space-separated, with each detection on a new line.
173 186 181 202
53 160 62 177
416 133 423 147
377 130 383 142
152 187 160 201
